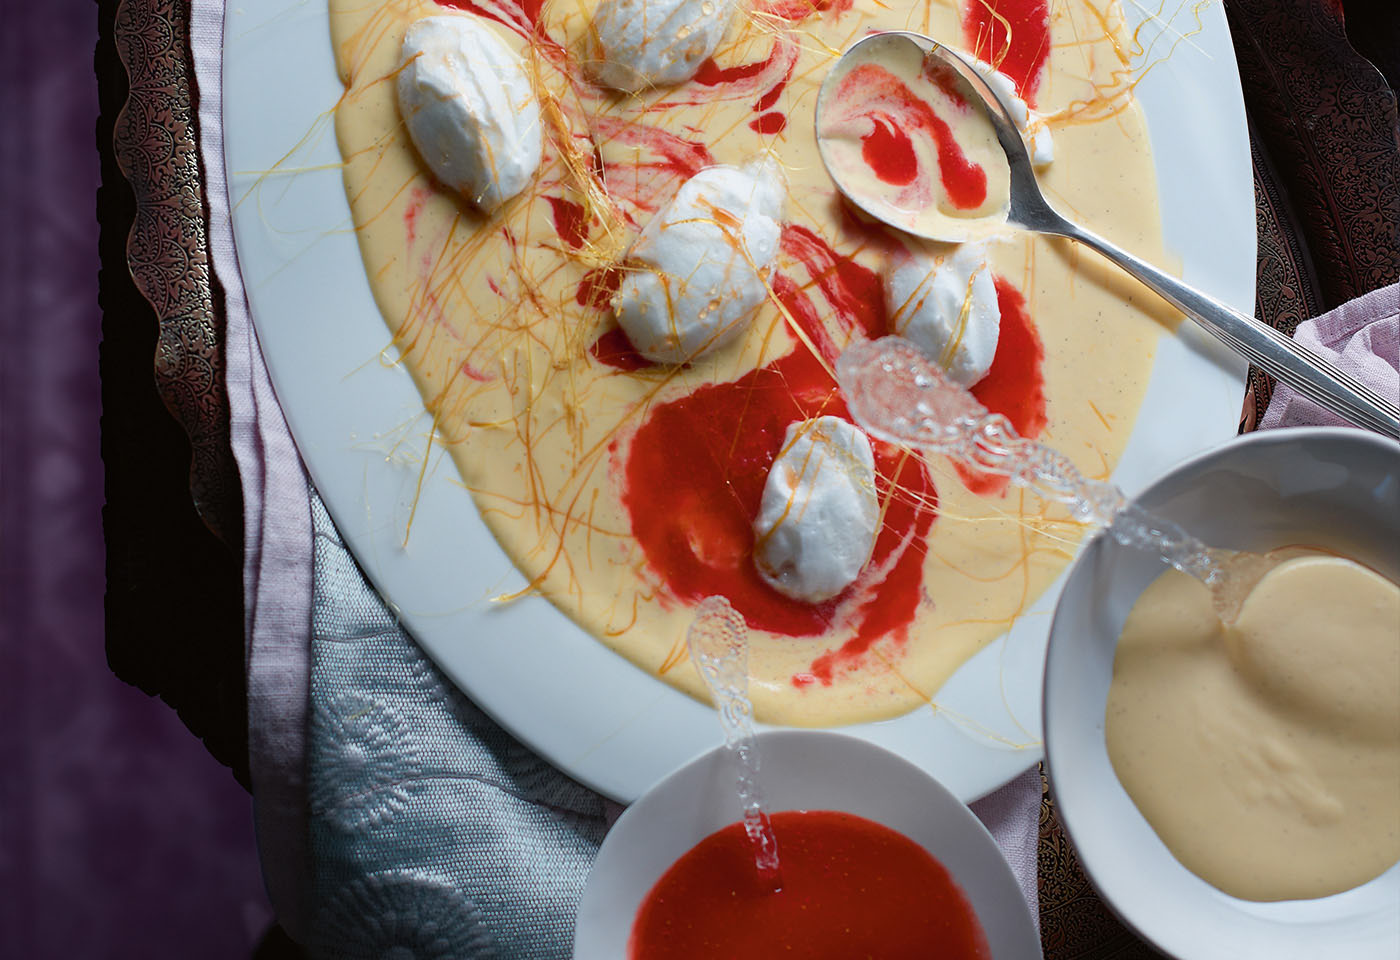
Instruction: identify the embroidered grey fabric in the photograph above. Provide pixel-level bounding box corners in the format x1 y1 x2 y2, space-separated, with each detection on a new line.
305 493 610 958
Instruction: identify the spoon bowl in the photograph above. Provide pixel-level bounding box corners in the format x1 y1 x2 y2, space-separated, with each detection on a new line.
814 31 1027 244
814 32 1399 437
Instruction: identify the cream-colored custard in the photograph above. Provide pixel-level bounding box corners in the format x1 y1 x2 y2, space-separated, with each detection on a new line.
816 33 1011 239
1107 556 1400 901
326 0 1175 725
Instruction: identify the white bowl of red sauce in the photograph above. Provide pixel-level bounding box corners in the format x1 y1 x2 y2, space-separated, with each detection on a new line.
575 729 1041 959
1044 427 1400 959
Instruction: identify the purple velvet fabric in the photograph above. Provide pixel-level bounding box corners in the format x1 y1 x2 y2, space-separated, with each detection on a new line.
0 2 272 957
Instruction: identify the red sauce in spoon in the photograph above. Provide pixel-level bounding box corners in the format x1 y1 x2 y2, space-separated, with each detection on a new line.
861 115 919 186
834 62 989 210
629 810 992 960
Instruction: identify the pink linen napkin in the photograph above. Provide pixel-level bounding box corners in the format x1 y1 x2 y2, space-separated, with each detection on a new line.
1260 283 1399 429
190 2 315 942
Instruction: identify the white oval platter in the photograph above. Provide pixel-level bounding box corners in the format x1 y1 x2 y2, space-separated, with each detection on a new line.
222 0 1253 802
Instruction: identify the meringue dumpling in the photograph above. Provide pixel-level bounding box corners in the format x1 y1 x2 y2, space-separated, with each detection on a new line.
753 417 879 604
587 0 737 93
396 15 543 211
884 241 1002 387
612 158 786 364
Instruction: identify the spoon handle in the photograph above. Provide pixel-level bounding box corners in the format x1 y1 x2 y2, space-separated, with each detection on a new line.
1054 220 1399 439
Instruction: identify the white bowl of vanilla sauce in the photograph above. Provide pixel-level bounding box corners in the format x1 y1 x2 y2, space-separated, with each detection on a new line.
1044 427 1400 959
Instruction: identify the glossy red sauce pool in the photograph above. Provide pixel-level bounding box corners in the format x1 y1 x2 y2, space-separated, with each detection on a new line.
861 115 919 186
628 810 992 959
616 228 1044 682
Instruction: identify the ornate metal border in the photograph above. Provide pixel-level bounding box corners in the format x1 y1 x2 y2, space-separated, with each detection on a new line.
112 0 239 543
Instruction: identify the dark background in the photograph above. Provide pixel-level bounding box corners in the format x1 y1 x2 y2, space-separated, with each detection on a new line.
1 2 270 958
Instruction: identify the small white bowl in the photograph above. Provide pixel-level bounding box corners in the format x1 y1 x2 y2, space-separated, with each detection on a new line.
1044 427 1400 959
574 729 1041 959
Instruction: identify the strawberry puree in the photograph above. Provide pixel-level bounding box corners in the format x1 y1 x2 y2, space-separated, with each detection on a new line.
545 196 588 249
435 0 544 36
403 187 427 245
629 811 991 960
960 278 1048 495
683 38 800 133
750 112 787 134
619 247 1045 679
593 116 715 213
754 0 853 20
620 333 936 643
619 233 940 670
589 327 652 370
862 115 919 186
836 63 988 209
778 226 885 339
962 0 1052 102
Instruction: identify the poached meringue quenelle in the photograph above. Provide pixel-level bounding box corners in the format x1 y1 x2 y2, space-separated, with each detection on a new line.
396 15 543 212
972 61 1054 167
612 157 785 364
753 417 880 604
884 241 1001 386
587 0 736 93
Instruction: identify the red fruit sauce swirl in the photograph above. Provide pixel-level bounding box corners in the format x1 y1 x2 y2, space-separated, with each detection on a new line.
831 62 988 209
959 278 1048 496
963 0 1052 103
619 329 937 644
545 196 588 249
434 0 545 36
753 0 853 21
628 810 992 960
683 37 801 134
616 258 1044 681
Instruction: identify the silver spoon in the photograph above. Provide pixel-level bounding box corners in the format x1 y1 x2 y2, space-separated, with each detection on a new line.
814 32 1399 439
